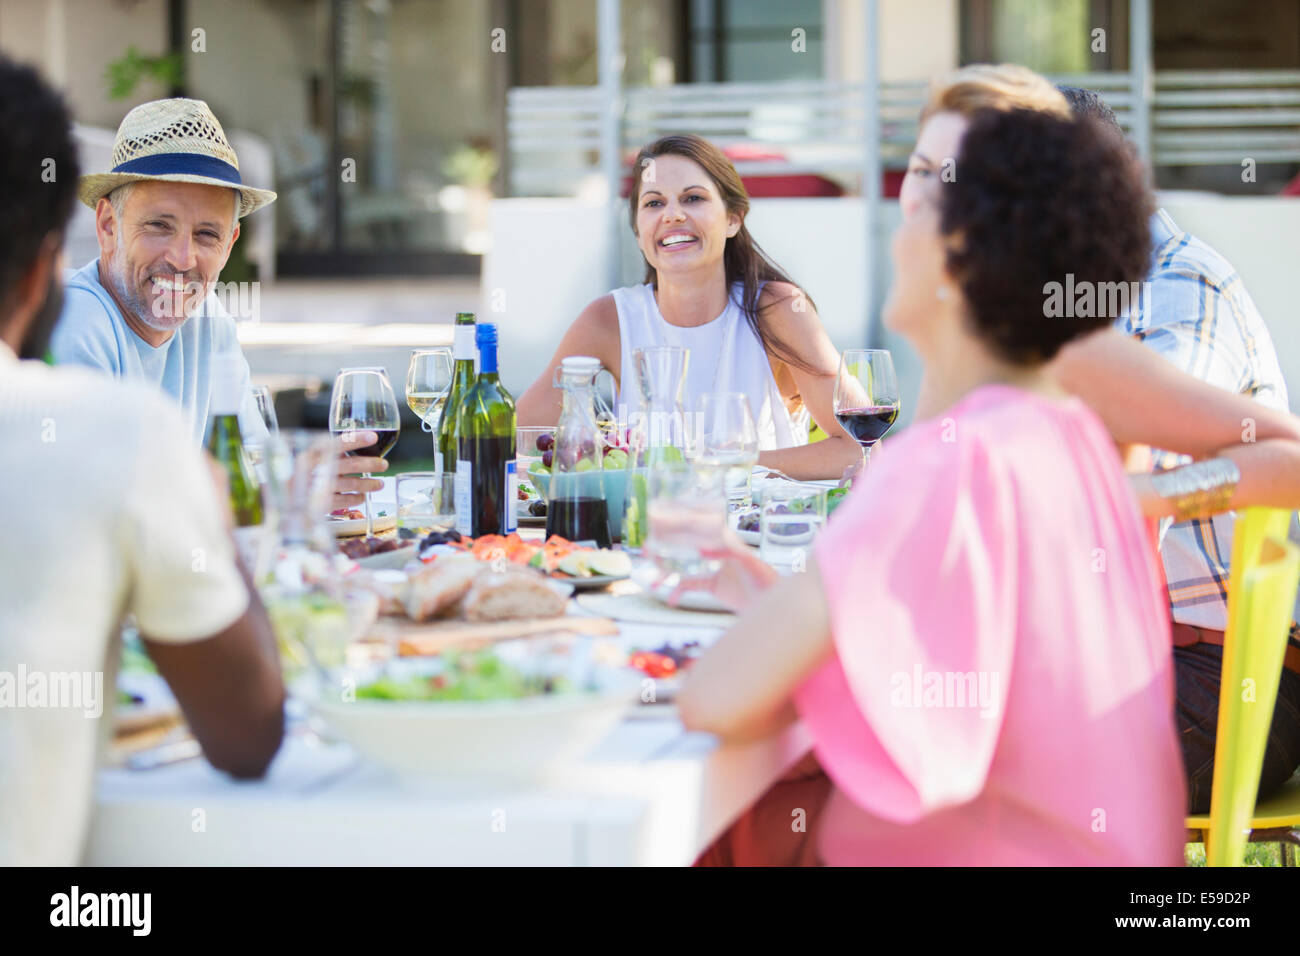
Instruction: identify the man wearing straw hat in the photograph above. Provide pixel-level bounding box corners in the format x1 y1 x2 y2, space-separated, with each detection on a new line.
52 97 387 507
51 97 273 442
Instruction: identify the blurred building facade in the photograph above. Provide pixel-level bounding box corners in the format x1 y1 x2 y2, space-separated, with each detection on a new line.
2 0 1298 280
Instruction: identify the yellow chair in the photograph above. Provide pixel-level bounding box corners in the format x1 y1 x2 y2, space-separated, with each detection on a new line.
1185 508 1300 866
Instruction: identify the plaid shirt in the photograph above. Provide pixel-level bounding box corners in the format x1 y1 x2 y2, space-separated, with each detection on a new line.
1117 209 1293 631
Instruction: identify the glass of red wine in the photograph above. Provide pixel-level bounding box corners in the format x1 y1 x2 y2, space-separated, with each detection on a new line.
329 367 400 537
833 349 900 477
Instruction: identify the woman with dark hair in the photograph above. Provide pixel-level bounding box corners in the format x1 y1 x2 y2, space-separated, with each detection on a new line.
516 134 861 480
676 108 1187 865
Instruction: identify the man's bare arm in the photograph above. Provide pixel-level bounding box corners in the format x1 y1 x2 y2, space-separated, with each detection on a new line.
1052 328 1300 455
142 561 285 779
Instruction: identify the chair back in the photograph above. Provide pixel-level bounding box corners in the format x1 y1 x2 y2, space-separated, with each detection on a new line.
1206 508 1300 866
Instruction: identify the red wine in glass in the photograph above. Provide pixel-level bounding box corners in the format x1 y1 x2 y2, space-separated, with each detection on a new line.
546 496 612 549
337 428 399 459
834 405 899 449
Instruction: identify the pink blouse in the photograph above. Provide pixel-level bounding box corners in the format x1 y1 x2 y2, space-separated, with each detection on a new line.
794 385 1186 866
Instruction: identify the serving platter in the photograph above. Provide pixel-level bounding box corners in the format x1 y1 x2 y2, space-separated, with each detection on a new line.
328 513 397 537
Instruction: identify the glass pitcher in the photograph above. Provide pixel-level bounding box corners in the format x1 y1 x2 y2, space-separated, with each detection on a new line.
546 356 613 548
623 346 690 549
259 430 351 681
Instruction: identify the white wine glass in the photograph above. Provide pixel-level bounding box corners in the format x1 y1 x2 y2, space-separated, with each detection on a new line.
245 385 279 477
696 392 759 506
405 348 454 434
329 367 400 537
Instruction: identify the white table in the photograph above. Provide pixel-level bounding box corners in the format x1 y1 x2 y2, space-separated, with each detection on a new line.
88 620 813 866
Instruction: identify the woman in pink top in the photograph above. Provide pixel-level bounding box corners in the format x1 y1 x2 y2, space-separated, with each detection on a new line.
677 107 1187 866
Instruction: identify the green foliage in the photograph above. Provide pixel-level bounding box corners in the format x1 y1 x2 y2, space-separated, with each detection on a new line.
1185 839 1287 866
442 145 498 188
105 46 184 100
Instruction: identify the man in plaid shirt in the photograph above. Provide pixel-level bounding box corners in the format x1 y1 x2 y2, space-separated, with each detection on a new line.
1064 87 1300 814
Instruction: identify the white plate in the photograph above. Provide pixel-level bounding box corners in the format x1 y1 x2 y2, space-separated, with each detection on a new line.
646 581 732 613
353 545 417 570
328 513 397 537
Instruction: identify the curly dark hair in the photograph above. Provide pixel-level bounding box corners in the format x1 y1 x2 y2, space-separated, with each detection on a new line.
1057 85 1125 139
939 108 1152 364
0 56 79 310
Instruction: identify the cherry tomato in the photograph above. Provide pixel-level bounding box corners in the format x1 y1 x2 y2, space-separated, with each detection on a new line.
629 652 677 679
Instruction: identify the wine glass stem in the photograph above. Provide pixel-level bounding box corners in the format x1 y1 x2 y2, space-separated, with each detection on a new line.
363 482 372 537
862 443 872 471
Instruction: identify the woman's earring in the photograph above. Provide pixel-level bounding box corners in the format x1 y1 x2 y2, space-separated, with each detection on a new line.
936 285 950 301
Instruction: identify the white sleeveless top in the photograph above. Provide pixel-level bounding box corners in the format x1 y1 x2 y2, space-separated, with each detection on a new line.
611 281 806 450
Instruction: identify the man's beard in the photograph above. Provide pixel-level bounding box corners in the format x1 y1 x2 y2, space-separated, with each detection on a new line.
20 271 64 362
106 245 205 332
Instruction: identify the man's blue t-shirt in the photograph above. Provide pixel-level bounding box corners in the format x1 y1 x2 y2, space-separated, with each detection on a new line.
51 258 266 445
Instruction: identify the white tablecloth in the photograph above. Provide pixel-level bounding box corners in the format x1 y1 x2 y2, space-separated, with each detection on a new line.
89 619 813 866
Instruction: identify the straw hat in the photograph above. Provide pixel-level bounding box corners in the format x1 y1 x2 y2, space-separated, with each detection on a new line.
78 98 277 217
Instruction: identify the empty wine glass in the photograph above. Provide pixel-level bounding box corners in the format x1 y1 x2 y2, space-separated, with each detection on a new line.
250 385 279 434
329 367 400 537
833 349 900 475
244 385 279 476
405 348 454 434
696 392 760 506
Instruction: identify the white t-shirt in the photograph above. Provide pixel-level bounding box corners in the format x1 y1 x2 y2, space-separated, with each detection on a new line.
611 282 808 450
0 343 248 866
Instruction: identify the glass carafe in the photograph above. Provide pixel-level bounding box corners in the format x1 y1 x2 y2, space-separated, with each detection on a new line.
260 430 351 682
623 346 689 549
546 356 613 548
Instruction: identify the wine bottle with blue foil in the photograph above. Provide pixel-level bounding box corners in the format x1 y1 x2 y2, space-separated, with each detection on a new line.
435 312 477 473
454 323 518 537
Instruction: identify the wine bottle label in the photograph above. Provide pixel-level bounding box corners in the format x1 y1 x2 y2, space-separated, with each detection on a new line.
210 352 245 416
453 324 476 361
454 459 473 536
503 459 518 534
232 525 267 578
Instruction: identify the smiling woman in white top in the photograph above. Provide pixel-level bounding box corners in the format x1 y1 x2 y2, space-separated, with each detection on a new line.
516 134 861 481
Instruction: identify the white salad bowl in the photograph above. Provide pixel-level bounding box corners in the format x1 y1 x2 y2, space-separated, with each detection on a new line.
301 663 639 794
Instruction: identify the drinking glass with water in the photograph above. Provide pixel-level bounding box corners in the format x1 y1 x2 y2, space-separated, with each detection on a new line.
759 484 828 571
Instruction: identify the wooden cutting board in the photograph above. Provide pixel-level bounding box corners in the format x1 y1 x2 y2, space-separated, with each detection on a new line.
393 615 619 657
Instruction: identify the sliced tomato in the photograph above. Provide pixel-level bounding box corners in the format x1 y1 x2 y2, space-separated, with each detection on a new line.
629 652 677 679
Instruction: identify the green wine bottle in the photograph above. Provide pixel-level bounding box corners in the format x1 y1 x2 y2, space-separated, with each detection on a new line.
207 352 266 574
435 311 477 472
454 323 518 537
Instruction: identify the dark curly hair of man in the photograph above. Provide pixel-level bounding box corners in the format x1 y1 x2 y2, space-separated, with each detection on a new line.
0 56 79 309
940 108 1152 365
1058 85 1126 140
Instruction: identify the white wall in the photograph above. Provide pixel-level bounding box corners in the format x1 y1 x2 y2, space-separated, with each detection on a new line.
826 0 959 83
482 198 616 398
486 193 1300 419
0 0 170 127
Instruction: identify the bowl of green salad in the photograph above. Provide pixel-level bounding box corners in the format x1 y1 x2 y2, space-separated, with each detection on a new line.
301 645 639 791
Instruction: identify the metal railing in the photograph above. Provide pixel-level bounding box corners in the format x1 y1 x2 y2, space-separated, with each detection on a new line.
506 70 1300 196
